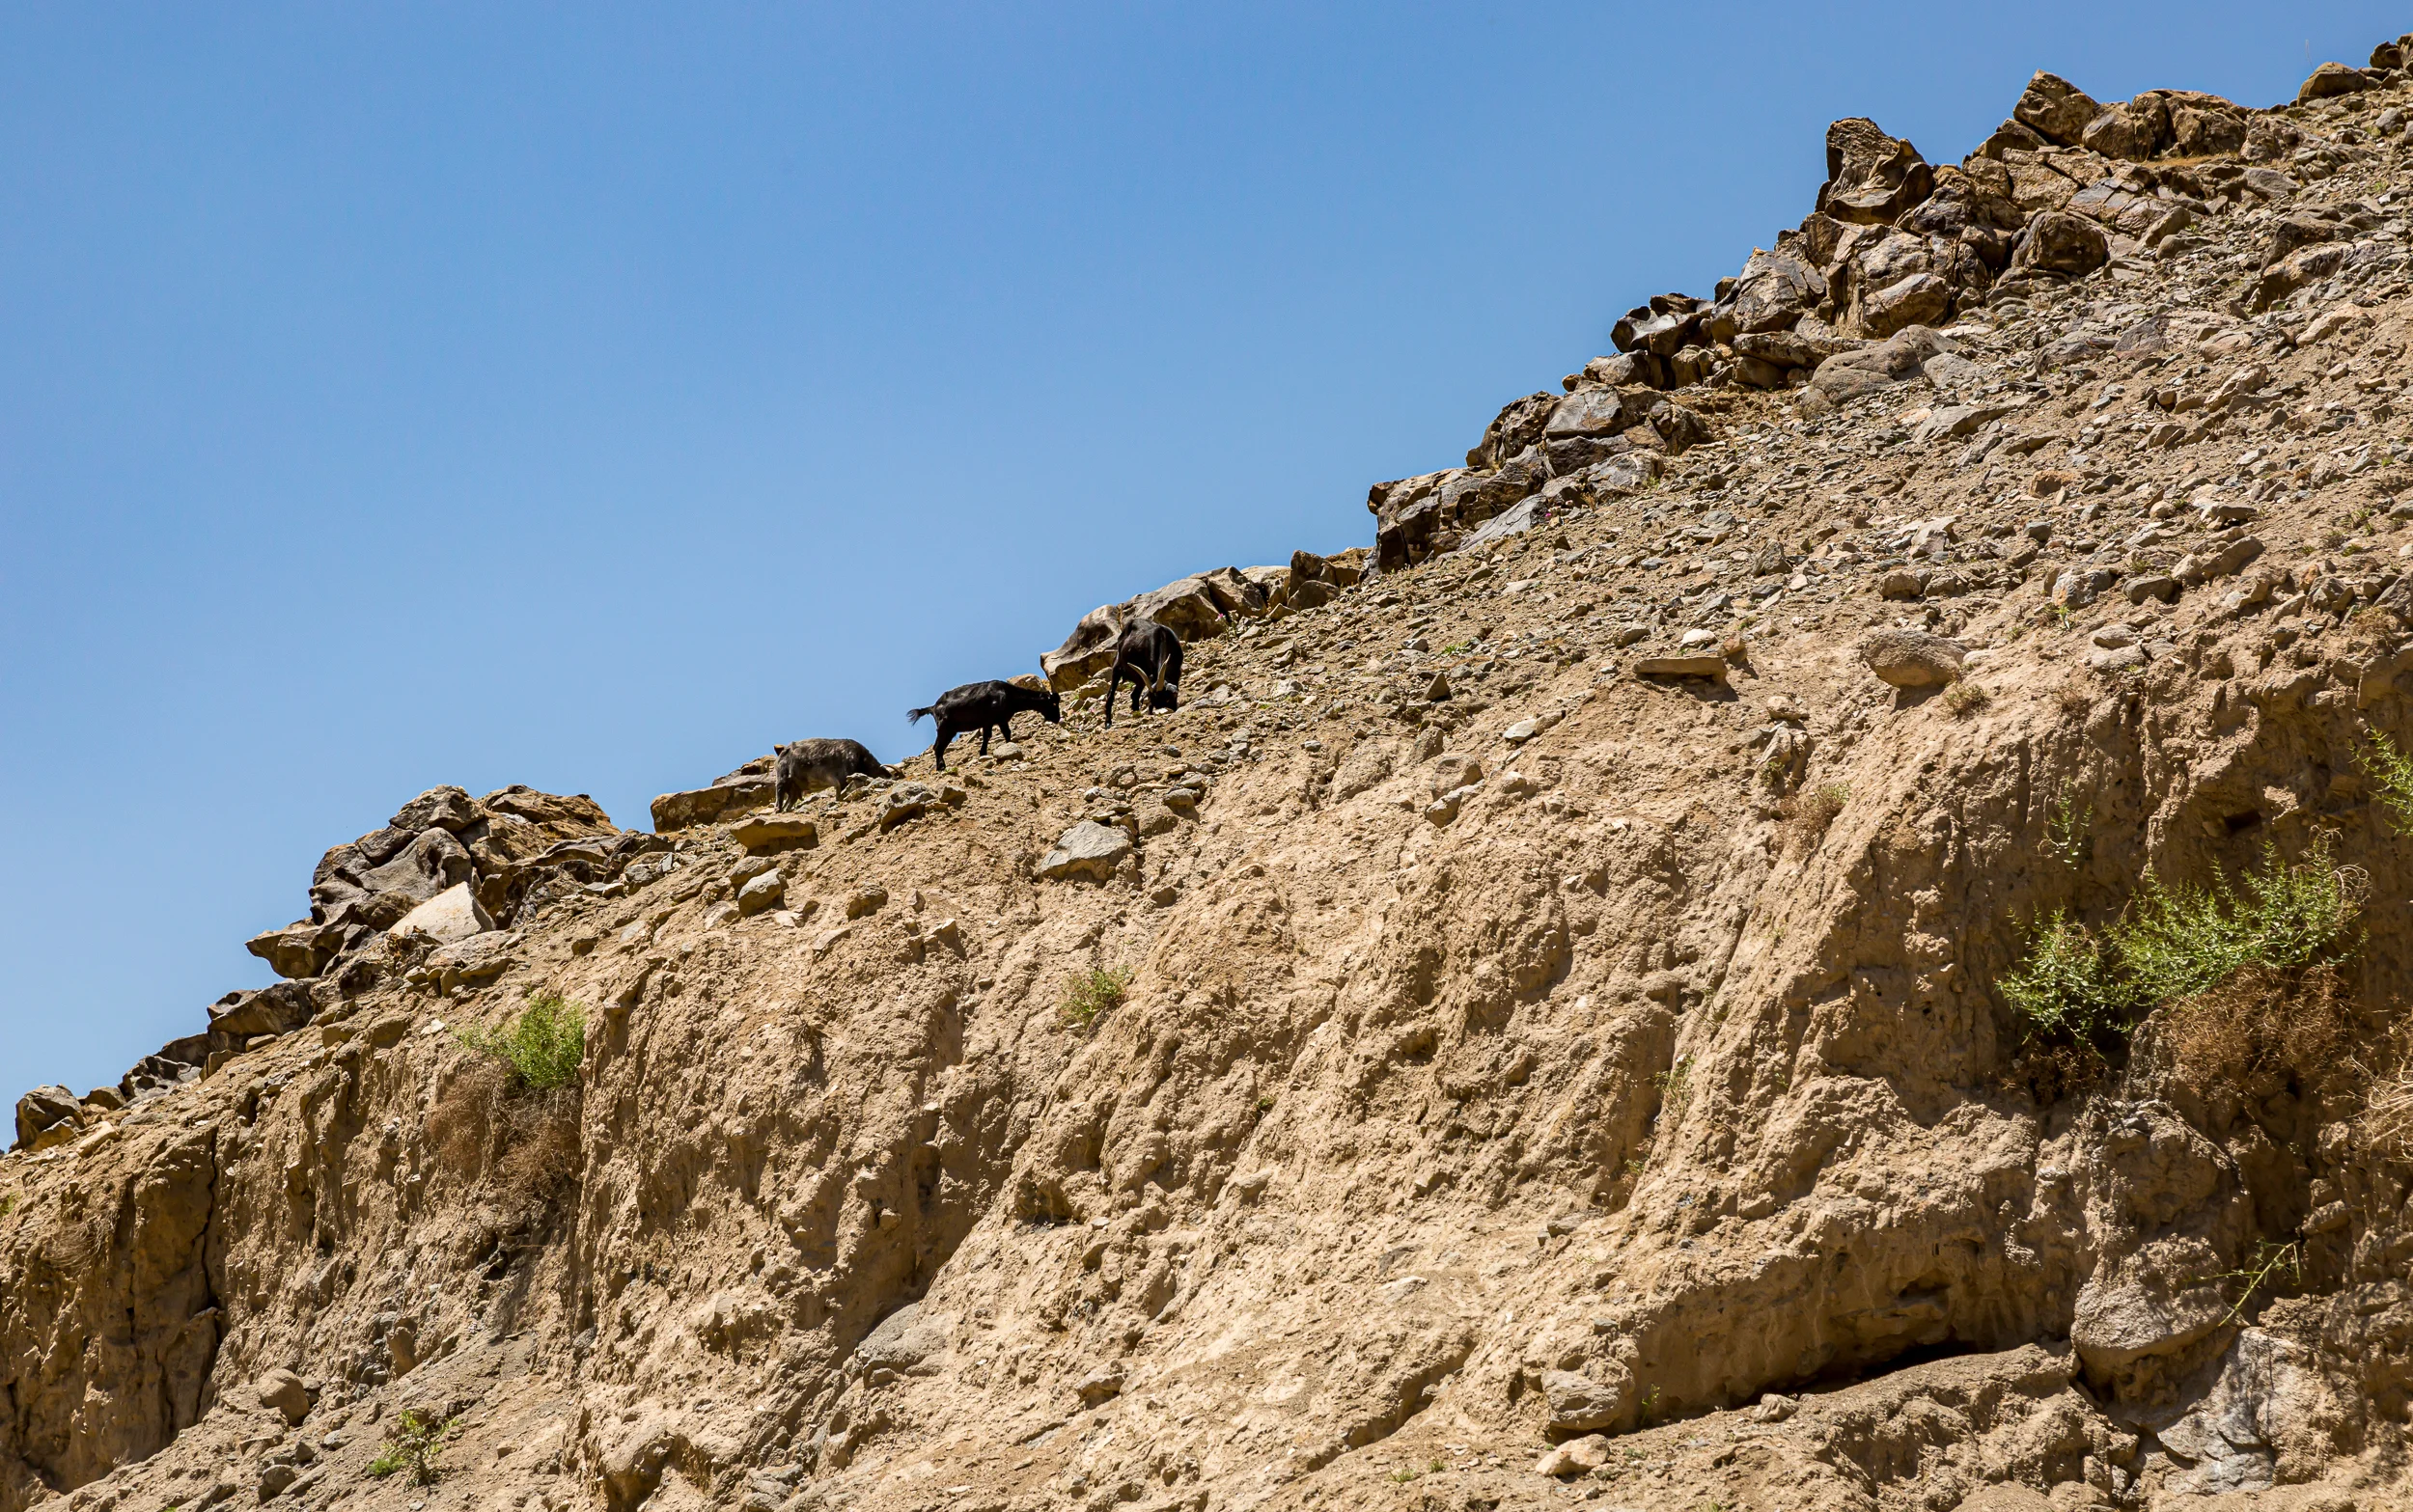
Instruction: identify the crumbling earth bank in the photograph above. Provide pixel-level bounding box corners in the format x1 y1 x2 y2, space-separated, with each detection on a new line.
26 37 2413 1512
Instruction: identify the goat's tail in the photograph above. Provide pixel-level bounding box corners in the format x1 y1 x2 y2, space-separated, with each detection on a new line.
906 705 935 725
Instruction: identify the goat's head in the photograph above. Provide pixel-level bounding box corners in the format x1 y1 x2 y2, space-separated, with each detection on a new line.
1038 689 1064 724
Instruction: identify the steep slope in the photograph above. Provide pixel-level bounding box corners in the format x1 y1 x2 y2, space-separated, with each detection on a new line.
15 37 2413 1512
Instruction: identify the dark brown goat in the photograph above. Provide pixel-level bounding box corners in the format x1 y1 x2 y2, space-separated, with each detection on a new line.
1103 619 1182 728
774 738 893 811
907 680 1063 771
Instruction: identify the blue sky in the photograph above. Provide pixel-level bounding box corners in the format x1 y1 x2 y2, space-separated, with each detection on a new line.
1 2 2398 1096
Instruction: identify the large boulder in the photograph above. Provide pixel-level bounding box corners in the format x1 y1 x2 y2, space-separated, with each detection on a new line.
2080 95 2172 161
1897 164 2023 241
2299 62 2379 102
1858 272 1952 338
2011 210 2110 278
356 827 474 905
390 785 480 833
1610 295 1707 359
1860 629 1967 688
2253 241 2357 312
1539 1368 1632 1434
651 774 772 831
392 882 493 943
1041 603 1130 690
1037 820 1132 882
2012 72 2103 146
254 1369 313 1426
245 921 342 980
730 812 818 854
1814 118 1934 226
1127 576 1234 642
1368 471 1454 573
208 981 318 1042
2165 93 2247 157
1706 247 1827 341
1433 453 1544 535
1544 387 1645 439
1197 564 1271 618
1733 326 1862 373
13 1085 82 1151
1466 392 1561 469
1809 325 1954 402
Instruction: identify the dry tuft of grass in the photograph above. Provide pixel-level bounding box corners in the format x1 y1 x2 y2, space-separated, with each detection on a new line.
2161 960 2358 1096
1945 682 1991 718
429 1016 585 1223
427 1056 508 1176
1779 783 1849 849
1060 967 1132 1032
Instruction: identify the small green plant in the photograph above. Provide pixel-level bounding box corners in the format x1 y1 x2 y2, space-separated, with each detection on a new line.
1059 967 1132 1031
1944 681 1991 717
2200 1240 2302 1326
0 1195 15 1218
1999 909 2139 1044
367 1409 458 1486
457 994 587 1092
2045 784 2093 869
1256 1094 1276 1113
1440 640 1473 654
2364 727 2413 836
1653 1057 1694 1123
1638 1385 1663 1424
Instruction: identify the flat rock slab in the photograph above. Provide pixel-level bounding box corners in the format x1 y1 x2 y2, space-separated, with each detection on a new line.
394 882 493 943
1038 820 1132 881
1860 629 1967 687
730 813 818 854
1633 652 1728 679
651 776 772 832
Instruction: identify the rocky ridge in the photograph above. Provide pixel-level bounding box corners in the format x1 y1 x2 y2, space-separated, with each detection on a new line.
16 35 2413 1512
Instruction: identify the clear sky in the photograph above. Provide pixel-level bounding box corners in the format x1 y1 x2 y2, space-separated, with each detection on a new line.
1 3 2398 1097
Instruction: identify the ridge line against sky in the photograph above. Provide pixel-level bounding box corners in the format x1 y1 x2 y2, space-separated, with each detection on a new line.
0 1 2396 1092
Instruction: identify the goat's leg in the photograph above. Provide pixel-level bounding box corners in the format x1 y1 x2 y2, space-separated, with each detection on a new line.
999 715 1014 742
1105 665 1122 728
979 724 992 756
932 725 953 772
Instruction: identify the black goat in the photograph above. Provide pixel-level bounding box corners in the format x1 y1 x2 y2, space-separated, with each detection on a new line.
1104 619 1182 728
907 679 1063 771
774 738 893 811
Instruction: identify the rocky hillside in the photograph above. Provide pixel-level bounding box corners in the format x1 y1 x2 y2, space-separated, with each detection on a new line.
16 34 2413 1512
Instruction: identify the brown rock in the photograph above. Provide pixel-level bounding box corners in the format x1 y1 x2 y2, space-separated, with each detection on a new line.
1859 628 1966 687
2012 210 2110 278
1814 118 1934 226
2012 71 2103 145
2299 62 2379 101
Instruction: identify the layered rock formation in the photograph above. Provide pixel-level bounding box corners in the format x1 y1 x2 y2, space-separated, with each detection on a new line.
14 33 2413 1512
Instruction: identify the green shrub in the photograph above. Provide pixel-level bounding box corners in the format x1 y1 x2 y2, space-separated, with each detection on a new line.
367 1410 457 1485
1999 909 2141 1043
2000 841 2361 1048
457 994 587 1092
1059 968 1132 1032
2364 728 2413 836
2114 839 2360 1006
